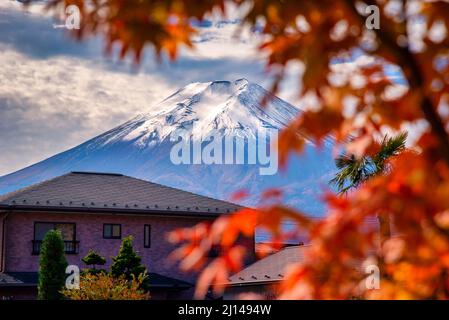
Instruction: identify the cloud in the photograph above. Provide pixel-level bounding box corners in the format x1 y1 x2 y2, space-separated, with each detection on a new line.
0 1 273 176
0 49 178 174
0 1 418 177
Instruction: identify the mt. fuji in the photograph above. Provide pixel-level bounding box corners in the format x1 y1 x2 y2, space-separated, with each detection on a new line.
96 78 298 145
0 79 335 215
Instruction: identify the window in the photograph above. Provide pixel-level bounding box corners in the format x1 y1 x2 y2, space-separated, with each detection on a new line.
144 225 151 248
34 222 76 241
103 224 121 239
33 222 78 255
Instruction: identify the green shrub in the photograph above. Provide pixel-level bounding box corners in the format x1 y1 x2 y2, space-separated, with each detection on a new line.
111 236 147 280
82 249 107 274
38 230 68 300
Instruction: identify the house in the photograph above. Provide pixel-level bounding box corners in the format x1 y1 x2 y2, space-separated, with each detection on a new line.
0 171 254 300
225 217 384 300
255 242 304 256
224 245 308 299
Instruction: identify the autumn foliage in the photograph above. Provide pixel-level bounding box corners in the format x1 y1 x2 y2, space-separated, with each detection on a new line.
62 272 149 300
45 0 449 299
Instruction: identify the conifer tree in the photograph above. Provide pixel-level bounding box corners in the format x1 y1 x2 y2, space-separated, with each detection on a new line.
111 236 146 280
38 230 68 300
82 249 106 269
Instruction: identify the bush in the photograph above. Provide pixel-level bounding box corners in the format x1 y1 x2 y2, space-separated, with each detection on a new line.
38 230 68 300
82 249 107 274
61 272 149 300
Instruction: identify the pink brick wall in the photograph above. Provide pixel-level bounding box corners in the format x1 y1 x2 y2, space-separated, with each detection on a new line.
3 211 255 284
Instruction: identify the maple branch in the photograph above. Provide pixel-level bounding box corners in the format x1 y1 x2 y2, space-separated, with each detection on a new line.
345 0 449 165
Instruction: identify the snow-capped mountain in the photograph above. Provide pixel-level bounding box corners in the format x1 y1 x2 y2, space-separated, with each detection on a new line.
95 79 298 146
0 79 335 215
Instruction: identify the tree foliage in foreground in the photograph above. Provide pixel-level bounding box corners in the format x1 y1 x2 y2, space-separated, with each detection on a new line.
45 0 449 299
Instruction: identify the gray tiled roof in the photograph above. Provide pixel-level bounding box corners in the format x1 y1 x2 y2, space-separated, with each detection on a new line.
228 245 309 285
0 272 38 287
229 241 374 286
0 172 242 217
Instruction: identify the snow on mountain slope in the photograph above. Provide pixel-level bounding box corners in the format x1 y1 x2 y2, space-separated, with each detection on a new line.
92 78 299 149
0 79 335 218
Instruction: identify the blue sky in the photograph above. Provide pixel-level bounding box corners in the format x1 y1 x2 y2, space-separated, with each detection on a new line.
0 1 417 177
0 1 286 176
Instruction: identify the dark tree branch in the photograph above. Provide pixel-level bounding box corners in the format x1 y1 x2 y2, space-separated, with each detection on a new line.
344 0 449 165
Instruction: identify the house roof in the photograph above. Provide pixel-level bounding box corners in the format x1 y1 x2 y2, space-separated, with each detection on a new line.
0 272 192 289
0 272 36 287
0 172 242 217
228 245 309 286
148 273 192 289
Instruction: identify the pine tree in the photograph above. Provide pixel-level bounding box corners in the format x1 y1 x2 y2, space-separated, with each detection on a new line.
82 249 106 269
38 230 68 300
111 236 147 280
330 132 408 243
330 132 407 193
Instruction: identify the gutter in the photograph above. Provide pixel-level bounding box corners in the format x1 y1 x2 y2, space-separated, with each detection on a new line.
226 279 281 288
0 211 10 273
0 204 226 219
0 283 37 288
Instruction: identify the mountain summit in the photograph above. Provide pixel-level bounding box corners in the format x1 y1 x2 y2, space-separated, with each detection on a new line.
94 79 299 150
0 79 334 215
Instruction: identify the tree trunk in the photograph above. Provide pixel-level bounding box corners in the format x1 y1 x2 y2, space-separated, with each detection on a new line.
378 214 391 246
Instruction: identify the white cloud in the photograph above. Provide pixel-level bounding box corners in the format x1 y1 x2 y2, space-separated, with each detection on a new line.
0 1 272 176
0 1 426 176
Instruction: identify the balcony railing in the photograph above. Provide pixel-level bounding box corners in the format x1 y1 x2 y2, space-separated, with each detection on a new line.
32 240 80 255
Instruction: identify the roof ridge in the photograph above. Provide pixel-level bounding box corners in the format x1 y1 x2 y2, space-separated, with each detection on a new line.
70 171 123 177
282 243 312 250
